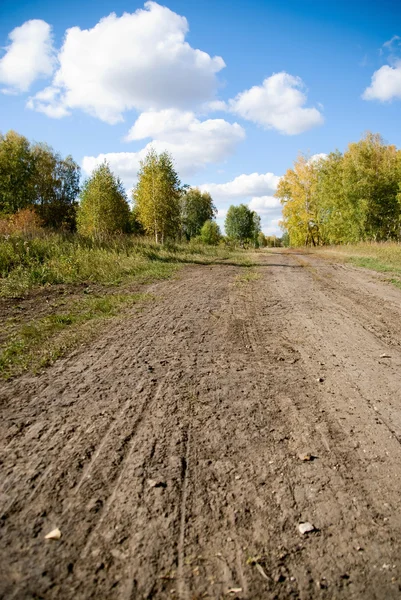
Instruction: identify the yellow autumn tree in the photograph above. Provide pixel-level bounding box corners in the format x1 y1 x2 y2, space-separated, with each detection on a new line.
276 154 322 247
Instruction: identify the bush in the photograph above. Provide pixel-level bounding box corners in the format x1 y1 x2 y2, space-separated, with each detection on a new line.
200 220 221 245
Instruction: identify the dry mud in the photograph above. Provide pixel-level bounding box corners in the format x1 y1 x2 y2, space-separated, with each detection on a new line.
1 251 401 599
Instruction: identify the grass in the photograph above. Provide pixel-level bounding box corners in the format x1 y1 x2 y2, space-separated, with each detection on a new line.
307 241 401 287
0 292 153 379
235 269 261 285
0 231 251 378
0 233 250 298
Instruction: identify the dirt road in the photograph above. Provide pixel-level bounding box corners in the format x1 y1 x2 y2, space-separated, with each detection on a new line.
2 250 401 599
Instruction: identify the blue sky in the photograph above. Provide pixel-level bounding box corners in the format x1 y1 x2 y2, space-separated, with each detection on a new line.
1 0 401 234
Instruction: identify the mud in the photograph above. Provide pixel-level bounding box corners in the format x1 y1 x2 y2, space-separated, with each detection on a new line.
1 251 401 599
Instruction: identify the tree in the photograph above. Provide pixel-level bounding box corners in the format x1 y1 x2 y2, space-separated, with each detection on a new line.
258 232 267 247
252 212 262 247
342 132 400 241
200 220 221 245
181 188 216 239
31 144 80 229
133 148 181 243
276 154 321 246
314 150 363 244
225 204 256 245
77 162 130 236
0 130 36 214
0 131 80 229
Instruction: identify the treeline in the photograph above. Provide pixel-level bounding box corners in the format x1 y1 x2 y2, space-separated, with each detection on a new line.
0 129 275 247
0 130 80 229
276 132 401 246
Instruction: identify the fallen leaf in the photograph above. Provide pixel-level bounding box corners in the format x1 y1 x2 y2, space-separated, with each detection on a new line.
44 527 61 540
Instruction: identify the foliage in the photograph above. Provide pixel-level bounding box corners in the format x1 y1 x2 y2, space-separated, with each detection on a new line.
258 232 267 247
276 154 321 246
0 131 36 213
0 231 250 297
252 212 262 246
181 187 216 239
77 162 130 237
32 144 80 230
225 204 259 246
200 220 221 245
277 132 401 246
0 208 43 236
0 130 80 229
265 235 282 247
133 148 181 243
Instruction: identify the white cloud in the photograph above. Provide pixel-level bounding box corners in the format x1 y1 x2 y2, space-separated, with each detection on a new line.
26 85 70 118
199 171 280 200
29 2 225 123
363 61 401 101
248 196 282 236
82 152 142 189
308 152 328 164
200 172 283 236
82 111 245 186
248 195 281 214
0 20 55 93
229 72 323 135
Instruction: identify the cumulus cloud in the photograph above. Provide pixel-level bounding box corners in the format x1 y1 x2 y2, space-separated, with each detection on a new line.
200 172 283 236
82 111 245 186
28 2 225 123
229 72 323 135
248 195 281 214
0 19 55 93
363 35 401 102
308 152 328 164
199 171 280 200
363 62 401 101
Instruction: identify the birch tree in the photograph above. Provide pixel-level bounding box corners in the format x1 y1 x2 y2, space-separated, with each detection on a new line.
133 149 181 243
77 162 130 237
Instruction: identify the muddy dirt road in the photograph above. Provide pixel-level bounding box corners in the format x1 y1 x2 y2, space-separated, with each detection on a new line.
2 251 401 599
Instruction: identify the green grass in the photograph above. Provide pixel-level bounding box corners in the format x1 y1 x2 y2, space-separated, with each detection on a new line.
309 241 401 288
0 233 250 297
0 292 152 379
0 232 252 378
314 242 401 271
347 256 398 273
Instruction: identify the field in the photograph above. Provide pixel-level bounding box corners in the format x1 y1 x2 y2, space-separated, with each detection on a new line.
1 241 401 598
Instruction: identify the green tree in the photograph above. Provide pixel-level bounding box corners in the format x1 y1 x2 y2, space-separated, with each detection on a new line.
258 231 267 247
77 162 130 236
31 143 80 229
225 204 256 246
181 188 216 239
0 130 35 214
133 148 181 243
342 132 400 241
200 219 221 245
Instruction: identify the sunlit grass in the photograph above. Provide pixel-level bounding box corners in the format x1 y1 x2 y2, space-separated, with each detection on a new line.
0 292 152 379
0 232 253 377
0 233 251 297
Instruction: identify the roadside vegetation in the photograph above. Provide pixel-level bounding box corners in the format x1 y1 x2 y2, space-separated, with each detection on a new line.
308 241 401 286
277 132 401 247
0 129 263 378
